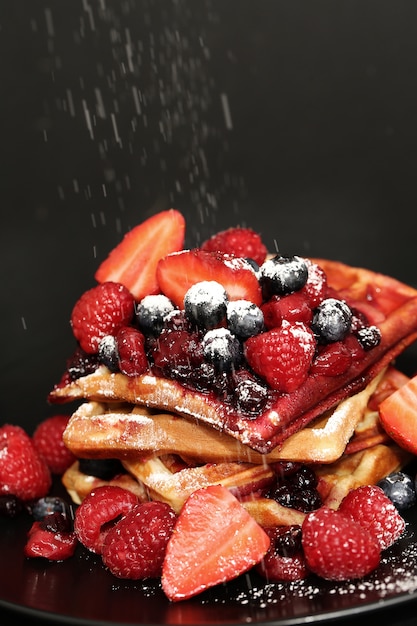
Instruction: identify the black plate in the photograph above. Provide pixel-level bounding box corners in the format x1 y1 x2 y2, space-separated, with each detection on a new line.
2 481 417 626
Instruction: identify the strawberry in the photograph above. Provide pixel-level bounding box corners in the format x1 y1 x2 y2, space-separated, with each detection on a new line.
301 506 381 580
378 373 417 454
102 501 177 579
74 485 140 554
161 484 270 601
156 249 263 308
24 515 78 561
71 282 135 354
200 226 268 266
244 321 316 393
339 484 405 551
95 209 186 300
32 415 76 475
0 425 51 501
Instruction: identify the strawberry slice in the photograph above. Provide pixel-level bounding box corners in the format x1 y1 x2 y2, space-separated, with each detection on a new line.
379 373 417 454
95 209 185 301
161 484 270 601
156 249 263 308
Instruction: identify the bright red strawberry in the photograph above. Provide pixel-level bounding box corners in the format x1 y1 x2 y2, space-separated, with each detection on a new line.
95 209 186 301
0 425 51 501
367 366 409 411
157 249 263 308
200 227 268 266
116 326 149 376
161 484 270 601
261 292 312 330
244 321 316 392
378 373 417 455
102 501 177 579
255 525 309 582
339 485 405 551
301 506 381 580
24 515 78 561
71 282 135 354
74 485 139 554
32 415 76 475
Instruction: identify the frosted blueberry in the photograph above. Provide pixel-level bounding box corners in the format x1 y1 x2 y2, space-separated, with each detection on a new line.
202 328 242 372
184 281 227 329
135 294 176 335
226 300 264 339
259 255 308 298
98 335 119 372
311 298 353 342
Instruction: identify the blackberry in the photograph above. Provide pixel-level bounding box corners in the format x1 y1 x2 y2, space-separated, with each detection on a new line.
234 377 269 416
259 255 308 298
270 465 322 513
202 328 242 372
98 335 119 372
184 281 228 329
67 347 100 380
311 298 353 343
356 325 381 350
226 300 264 339
135 294 176 336
270 525 303 558
0 495 24 518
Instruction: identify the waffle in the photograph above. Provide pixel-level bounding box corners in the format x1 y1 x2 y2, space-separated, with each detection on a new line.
62 369 384 465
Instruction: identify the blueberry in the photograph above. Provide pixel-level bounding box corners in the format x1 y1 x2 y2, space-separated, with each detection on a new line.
31 496 73 522
98 335 119 372
259 255 308 298
202 328 242 372
311 298 353 343
226 300 264 339
136 294 176 336
184 281 228 329
78 458 124 480
378 472 417 510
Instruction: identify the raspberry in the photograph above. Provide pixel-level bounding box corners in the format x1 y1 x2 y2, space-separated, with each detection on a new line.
244 321 316 393
116 326 149 376
261 292 313 330
302 506 381 580
339 484 405 551
102 501 177 579
32 415 76 475
74 485 140 554
71 282 135 354
200 227 268 266
0 425 51 501
256 525 308 581
300 261 328 307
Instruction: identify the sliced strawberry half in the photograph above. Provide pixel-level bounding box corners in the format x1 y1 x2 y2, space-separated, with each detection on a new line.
95 209 185 301
156 249 263 308
161 484 270 601
379 373 417 454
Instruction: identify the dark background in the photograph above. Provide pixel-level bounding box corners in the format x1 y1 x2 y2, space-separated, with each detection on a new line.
1 1 417 624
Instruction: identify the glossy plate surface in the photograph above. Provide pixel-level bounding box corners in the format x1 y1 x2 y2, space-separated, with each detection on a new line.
1 480 417 626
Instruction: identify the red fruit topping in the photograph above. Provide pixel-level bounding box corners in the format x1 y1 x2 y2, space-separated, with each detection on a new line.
261 292 313 330
302 506 381 581
95 209 186 301
74 485 139 554
244 321 316 392
256 525 309 582
310 341 352 376
151 328 204 373
300 261 328 307
367 365 409 411
24 517 78 561
116 326 149 376
162 484 270 601
71 282 135 354
339 484 405 551
156 249 263 308
102 501 177 579
0 425 51 501
379 373 417 455
32 415 76 475
200 226 268 266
